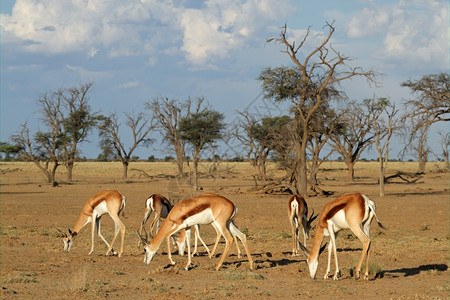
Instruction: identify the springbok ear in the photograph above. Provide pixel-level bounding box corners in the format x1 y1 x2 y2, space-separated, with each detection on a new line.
68 228 77 237
319 243 327 256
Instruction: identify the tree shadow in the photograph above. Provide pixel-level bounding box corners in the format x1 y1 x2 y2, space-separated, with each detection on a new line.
385 264 448 277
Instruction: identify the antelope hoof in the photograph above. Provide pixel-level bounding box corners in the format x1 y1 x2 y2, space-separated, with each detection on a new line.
106 249 117 256
333 272 341 281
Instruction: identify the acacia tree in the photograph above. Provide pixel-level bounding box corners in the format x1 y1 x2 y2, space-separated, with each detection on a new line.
10 83 97 182
253 115 291 183
98 112 155 178
233 112 291 186
330 100 379 182
146 97 190 177
179 104 225 190
263 22 377 196
401 73 450 124
0 142 21 161
401 73 449 172
57 83 98 181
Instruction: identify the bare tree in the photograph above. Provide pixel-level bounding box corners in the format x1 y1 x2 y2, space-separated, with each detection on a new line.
98 112 155 179
263 22 377 196
9 88 71 183
146 97 190 177
370 98 398 197
10 123 60 183
330 100 379 182
307 104 343 193
413 125 431 173
232 111 270 185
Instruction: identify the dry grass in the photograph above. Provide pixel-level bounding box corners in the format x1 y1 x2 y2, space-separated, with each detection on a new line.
1 160 447 182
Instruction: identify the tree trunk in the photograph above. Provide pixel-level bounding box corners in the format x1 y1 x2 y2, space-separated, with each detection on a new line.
51 162 59 183
295 144 308 197
193 159 198 190
309 164 319 192
66 161 74 182
122 161 129 179
258 156 267 185
379 161 385 197
347 160 355 182
176 154 184 178
417 157 427 173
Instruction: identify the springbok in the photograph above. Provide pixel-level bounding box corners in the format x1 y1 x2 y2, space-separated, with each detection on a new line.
298 193 384 280
288 194 317 256
57 190 126 257
138 194 211 256
138 193 253 270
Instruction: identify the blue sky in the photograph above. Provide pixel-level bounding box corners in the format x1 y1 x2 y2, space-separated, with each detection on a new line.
1 0 449 160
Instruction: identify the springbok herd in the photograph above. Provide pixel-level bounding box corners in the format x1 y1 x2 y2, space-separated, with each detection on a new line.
57 190 384 281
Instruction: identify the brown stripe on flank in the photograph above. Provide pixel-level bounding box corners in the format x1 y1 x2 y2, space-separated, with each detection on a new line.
325 202 347 220
181 203 210 221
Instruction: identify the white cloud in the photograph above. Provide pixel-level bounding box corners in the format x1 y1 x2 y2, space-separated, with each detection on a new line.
1 0 294 68
1 0 157 57
179 0 294 65
345 0 449 69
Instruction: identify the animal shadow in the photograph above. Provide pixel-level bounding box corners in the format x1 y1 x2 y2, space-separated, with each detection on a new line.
385 264 448 277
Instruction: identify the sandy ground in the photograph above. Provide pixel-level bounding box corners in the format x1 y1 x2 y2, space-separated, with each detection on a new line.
1 161 449 299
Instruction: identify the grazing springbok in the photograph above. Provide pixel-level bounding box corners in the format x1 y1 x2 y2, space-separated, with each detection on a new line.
139 194 173 237
298 193 384 280
288 194 317 256
138 193 253 271
138 194 211 256
57 190 126 257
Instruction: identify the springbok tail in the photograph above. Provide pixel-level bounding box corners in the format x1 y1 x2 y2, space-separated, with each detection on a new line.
365 195 385 229
120 194 127 218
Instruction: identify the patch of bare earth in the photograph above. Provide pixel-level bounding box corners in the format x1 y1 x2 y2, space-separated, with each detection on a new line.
1 162 449 299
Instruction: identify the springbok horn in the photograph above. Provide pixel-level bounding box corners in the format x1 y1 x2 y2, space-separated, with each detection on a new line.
308 209 318 223
55 227 67 238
